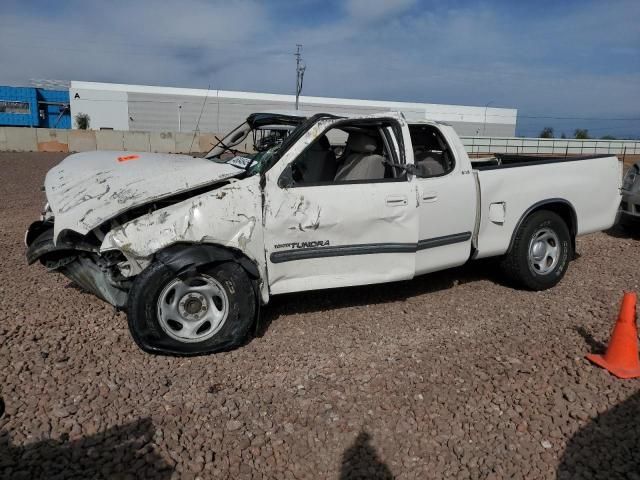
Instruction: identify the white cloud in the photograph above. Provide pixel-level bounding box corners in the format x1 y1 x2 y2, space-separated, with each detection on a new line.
0 0 269 87
0 0 637 136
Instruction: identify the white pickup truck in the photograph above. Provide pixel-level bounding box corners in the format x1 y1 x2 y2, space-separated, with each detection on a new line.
26 111 622 355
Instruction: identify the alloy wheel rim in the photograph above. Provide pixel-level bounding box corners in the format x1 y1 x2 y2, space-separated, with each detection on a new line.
527 228 561 275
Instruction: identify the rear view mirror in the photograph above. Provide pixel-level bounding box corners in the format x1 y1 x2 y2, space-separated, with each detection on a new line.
278 164 295 188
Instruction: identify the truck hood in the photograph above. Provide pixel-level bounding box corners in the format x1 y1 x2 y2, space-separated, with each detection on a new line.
45 150 243 239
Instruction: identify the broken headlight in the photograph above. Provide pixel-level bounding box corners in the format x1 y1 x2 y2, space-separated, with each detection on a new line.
41 202 53 222
623 166 638 192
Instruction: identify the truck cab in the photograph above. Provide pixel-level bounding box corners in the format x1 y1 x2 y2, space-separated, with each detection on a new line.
261 114 477 294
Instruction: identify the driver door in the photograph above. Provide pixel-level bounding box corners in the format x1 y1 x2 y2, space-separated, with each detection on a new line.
262 117 419 295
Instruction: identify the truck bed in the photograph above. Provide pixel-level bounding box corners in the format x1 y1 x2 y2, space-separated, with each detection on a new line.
472 154 621 259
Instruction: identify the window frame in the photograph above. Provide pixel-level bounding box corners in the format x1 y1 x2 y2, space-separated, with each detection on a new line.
279 117 408 188
408 123 456 179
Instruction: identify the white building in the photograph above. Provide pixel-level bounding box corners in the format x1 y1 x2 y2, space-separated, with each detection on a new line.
70 81 517 136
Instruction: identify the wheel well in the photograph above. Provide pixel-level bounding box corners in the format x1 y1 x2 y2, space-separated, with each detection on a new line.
508 199 577 253
154 242 261 280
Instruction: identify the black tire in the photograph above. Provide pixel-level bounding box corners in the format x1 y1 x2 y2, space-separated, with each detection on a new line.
127 260 256 355
617 220 630 234
501 210 572 290
618 215 640 233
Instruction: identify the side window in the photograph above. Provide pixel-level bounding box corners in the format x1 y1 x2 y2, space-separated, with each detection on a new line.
409 125 455 178
288 121 405 186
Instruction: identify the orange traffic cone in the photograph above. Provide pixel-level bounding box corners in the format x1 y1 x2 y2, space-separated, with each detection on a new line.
586 291 640 379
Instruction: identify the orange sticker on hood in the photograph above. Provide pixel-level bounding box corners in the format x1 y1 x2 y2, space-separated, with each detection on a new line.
117 154 140 163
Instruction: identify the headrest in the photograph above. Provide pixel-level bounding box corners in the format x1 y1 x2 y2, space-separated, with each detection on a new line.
310 135 330 151
347 133 377 153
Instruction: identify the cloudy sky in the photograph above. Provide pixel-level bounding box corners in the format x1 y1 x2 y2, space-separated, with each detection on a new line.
1 0 639 137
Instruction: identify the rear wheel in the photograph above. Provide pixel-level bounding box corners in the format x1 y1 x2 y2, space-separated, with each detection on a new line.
127 260 256 355
501 210 572 290
618 215 639 232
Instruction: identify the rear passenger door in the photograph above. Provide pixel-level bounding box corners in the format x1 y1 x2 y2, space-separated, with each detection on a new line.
262 117 419 295
410 124 477 275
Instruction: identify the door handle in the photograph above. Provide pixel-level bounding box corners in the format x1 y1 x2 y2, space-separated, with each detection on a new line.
422 191 438 202
385 195 408 206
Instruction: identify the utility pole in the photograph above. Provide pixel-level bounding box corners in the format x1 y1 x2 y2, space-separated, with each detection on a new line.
482 100 494 136
295 44 306 110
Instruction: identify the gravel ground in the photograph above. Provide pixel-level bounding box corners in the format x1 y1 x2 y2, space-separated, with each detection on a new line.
1 152 639 479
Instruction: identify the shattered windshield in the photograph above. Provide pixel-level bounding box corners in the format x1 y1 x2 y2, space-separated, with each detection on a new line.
208 131 295 176
205 114 306 176
210 148 279 177
204 112 339 177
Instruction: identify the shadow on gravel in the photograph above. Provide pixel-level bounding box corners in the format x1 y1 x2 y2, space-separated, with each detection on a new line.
0 417 172 479
574 326 607 354
340 431 393 480
557 391 640 479
605 224 640 240
256 258 503 338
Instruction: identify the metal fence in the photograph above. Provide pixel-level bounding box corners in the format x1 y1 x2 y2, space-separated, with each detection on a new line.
460 136 640 157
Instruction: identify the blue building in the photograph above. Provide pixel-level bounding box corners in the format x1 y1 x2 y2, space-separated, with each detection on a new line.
0 86 70 128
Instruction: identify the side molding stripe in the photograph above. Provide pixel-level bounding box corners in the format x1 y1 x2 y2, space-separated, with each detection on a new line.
270 231 472 264
417 232 471 251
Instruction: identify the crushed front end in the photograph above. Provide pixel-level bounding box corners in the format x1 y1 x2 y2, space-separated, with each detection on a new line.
25 207 131 308
24 150 248 309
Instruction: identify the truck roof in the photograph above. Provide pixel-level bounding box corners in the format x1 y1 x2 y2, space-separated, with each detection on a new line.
247 110 449 128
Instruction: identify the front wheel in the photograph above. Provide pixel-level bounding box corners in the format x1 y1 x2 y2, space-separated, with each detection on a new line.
127 260 256 355
501 210 572 290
